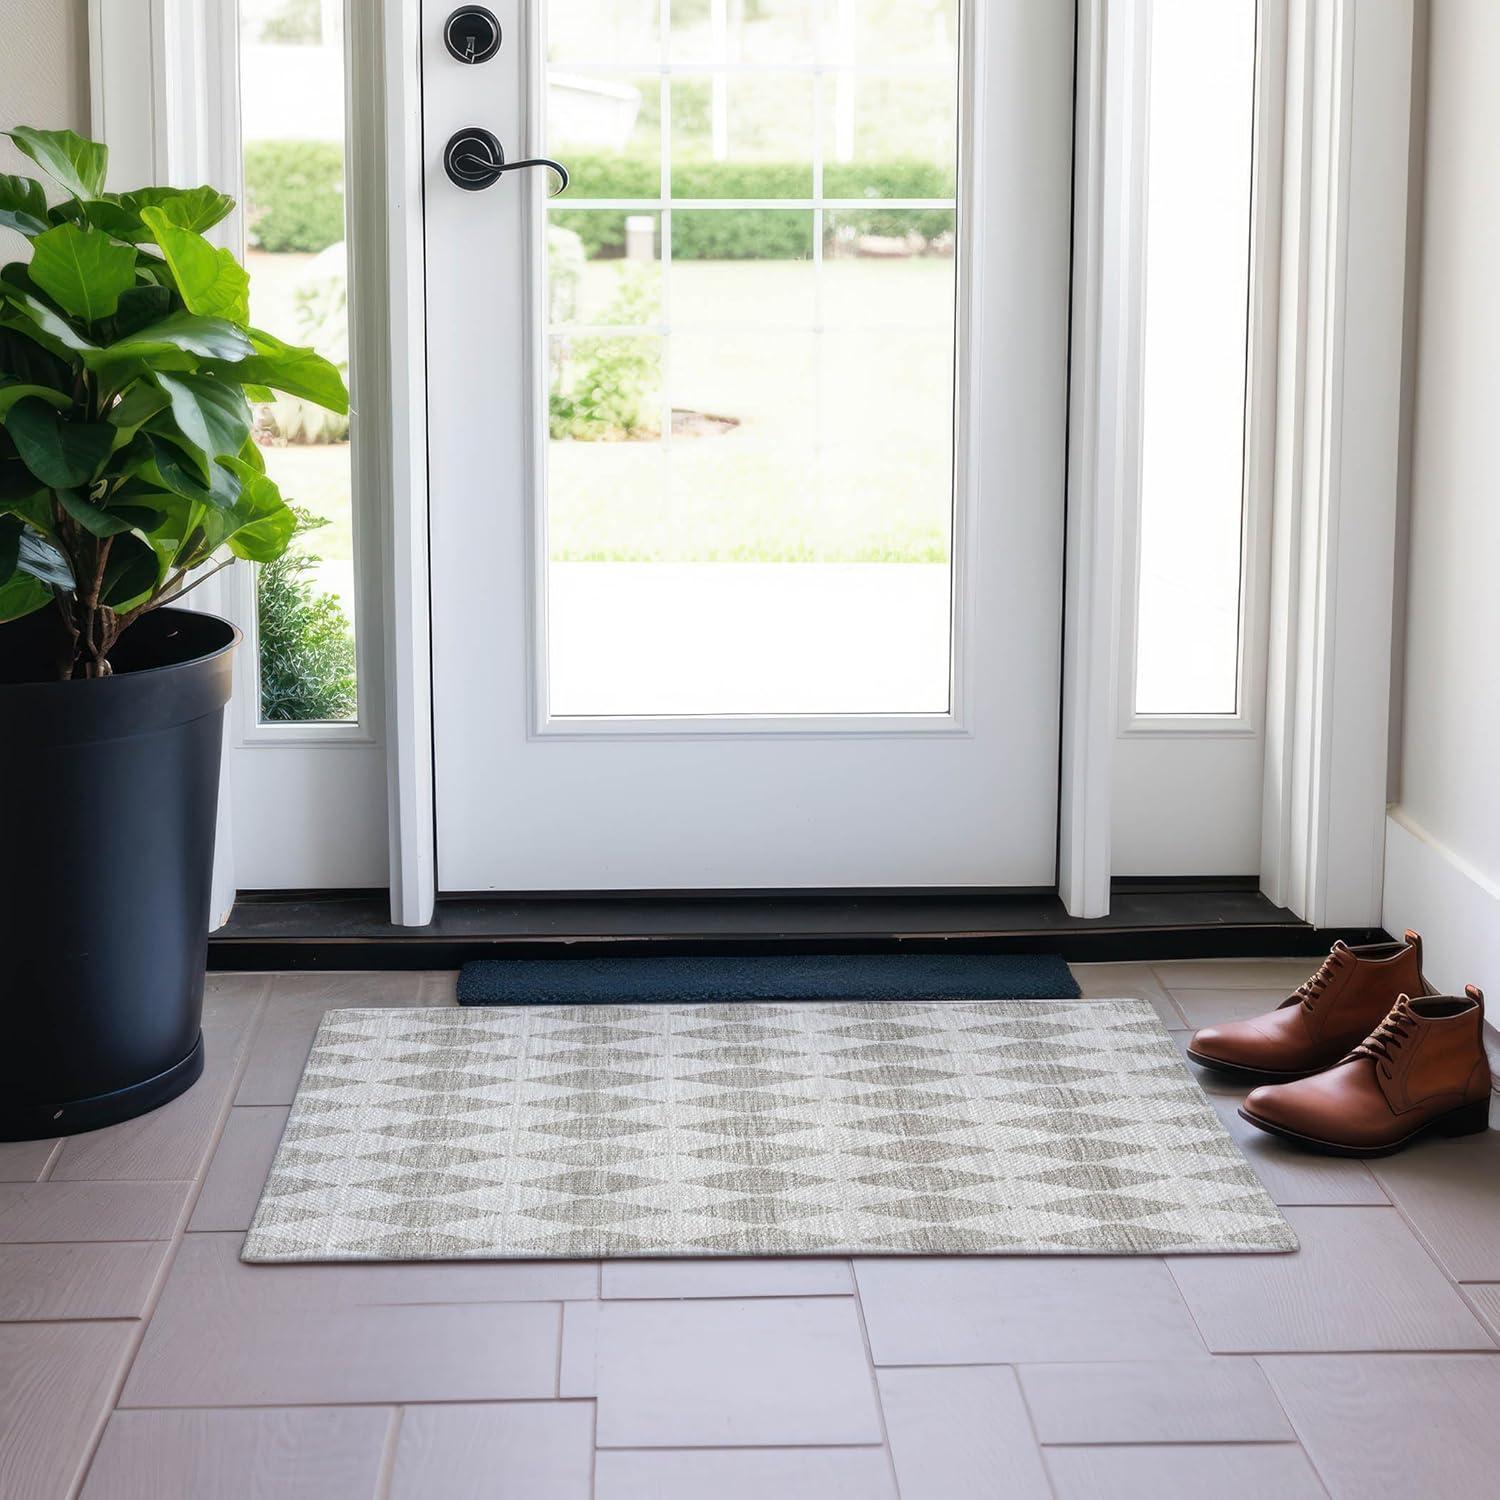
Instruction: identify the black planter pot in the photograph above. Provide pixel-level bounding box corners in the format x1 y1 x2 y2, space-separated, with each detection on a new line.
0 608 239 1141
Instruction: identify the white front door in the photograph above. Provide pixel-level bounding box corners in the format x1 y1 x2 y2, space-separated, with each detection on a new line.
423 0 1073 891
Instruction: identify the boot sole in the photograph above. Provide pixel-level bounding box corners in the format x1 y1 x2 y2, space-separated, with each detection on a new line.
1237 1098 1491 1158
1184 1049 1320 1084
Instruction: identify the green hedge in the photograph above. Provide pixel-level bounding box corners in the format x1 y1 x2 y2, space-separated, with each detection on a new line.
242 142 951 259
551 156 954 260
244 140 346 253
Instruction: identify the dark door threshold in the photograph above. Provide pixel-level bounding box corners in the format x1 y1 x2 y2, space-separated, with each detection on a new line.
209 878 1385 970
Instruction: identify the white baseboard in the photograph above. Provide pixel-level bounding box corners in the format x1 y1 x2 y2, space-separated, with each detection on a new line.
1383 808 1500 1076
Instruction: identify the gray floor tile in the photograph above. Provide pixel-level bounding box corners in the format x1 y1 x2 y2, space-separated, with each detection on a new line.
200 1230 596 1305
593 1297 883 1447
855 1257 1204 1364
0 1137 59 1182
1018 1358 1293 1444
1070 964 1184 1026
420 970 460 1006
880 1365 1050 1500
1168 1206 1495 1351
388 1402 593 1500
559 1301 602 1396
52 996 263 1182
120 1233 564 1406
1044 1443 1323 1500
237 972 427 1106
1168 987 1296 1027
1208 1093 1388 1206
0 1240 169 1320
1262 1354 1500 1497
0 1180 192 1242
188 1106 290 1232
80 1407 392 1500
1368 1110 1500 1279
1152 959 1314 990
1463 1285 1500 1340
602 1257 853 1298
595 1448 898 1500
0 1323 136 1500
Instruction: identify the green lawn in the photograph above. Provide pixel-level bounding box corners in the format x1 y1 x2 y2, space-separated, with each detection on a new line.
247 250 958 566
551 255 958 562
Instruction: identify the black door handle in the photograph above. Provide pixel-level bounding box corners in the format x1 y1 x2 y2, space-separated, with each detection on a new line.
444 127 569 195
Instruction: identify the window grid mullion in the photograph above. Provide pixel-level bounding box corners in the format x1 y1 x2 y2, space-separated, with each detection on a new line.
811 0 827 526
658 1 674 456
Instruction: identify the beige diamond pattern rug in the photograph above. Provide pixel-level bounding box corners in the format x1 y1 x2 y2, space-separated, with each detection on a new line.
242 1000 1296 1262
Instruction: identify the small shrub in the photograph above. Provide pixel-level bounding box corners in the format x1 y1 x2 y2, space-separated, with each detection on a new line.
549 265 661 441
256 510 357 722
548 224 586 324
244 140 346 253
255 0 322 44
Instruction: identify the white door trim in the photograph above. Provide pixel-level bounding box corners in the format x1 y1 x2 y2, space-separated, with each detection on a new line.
376 0 436 925
1065 0 1417 922
87 0 433 919
1259 0 1416 928
1060 0 1148 919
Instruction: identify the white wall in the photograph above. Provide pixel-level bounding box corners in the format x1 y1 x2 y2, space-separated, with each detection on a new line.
1384 0 1500 998
0 0 90 257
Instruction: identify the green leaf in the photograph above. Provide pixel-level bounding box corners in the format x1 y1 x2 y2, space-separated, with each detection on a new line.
0 383 71 421
5 399 113 488
3 127 108 201
95 311 254 365
70 196 142 240
25 223 138 323
211 327 348 413
100 285 174 341
110 502 167 531
1 488 55 533
0 289 98 355
138 208 250 325
236 435 267 473
0 514 18 581
15 527 75 588
0 322 77 391
219 456 295 562
0 173 49 236
143 434 242 509
100 529 161 606
0 569 49 621
154 372 252 462
106 383 170 446
56 488 138 537
120 185 235 235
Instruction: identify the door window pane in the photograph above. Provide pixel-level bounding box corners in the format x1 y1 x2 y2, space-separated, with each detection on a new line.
240 0 358 723
543 0 960 717
1133 0 1256 716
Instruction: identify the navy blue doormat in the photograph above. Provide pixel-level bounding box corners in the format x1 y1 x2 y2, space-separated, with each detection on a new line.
456 952 1080 1006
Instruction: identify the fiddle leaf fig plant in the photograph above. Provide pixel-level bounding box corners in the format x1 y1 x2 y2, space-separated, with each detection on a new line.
0 126 348 679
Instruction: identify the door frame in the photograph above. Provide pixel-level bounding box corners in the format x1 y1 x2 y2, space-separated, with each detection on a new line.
89 0 1417 929
1060 0 1418 924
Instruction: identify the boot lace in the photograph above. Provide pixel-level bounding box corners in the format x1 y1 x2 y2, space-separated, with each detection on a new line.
1288 948 1346 1012
1353 999 1416 1077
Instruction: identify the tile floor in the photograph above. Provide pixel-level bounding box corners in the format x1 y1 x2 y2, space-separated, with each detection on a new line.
3 960 1499 1498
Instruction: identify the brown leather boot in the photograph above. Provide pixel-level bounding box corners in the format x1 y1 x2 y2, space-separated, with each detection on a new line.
1238 989 1492 1157
1185 932 1426 1082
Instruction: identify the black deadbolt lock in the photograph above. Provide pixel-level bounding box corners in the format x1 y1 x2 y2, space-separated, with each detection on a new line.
445 6 502 64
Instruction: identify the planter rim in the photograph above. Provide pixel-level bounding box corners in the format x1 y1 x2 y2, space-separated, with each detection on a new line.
0 607 242 700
